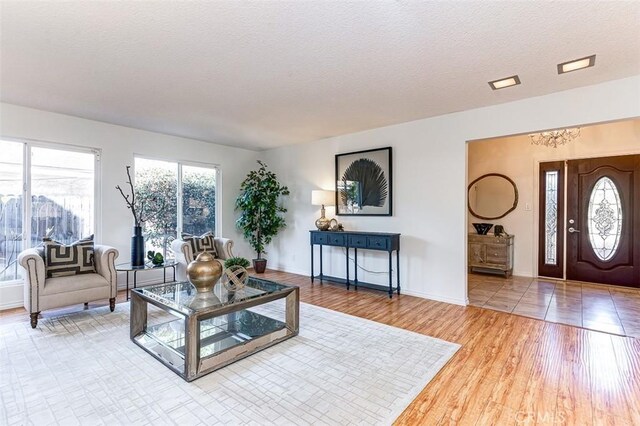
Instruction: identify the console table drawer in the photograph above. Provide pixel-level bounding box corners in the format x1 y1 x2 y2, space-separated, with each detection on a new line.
348 235 367 248
326 233 346 246
311 233 328 245
367 236 390 250
311 232 346 246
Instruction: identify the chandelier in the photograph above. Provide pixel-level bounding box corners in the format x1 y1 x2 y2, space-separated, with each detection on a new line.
529 128 581 148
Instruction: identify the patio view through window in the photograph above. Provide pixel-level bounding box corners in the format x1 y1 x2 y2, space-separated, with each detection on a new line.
134 158 217 259
0 140 96 283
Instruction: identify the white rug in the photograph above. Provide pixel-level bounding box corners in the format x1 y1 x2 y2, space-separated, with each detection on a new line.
0 302 459 425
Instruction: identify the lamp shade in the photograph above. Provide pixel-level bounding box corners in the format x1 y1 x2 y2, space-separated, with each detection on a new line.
311 190 335 206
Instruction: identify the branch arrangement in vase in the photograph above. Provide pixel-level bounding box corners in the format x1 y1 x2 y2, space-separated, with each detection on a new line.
116 165 167 226
116 165 170 266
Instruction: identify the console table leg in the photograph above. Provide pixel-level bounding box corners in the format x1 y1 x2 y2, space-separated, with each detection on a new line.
345 247 350 290
396 250 401 295
319 245 323 282
354 248 358 289
310 244 314 283
126 271 130 301
388 252 393 299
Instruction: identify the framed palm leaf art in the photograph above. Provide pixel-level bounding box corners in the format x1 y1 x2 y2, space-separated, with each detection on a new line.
335 147 392 216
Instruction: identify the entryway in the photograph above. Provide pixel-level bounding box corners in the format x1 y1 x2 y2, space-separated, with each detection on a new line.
538 154 640 287
468 274 640 337
467 119 640 337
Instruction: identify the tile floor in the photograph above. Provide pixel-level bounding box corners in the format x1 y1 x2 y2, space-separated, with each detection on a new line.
468 273 640 338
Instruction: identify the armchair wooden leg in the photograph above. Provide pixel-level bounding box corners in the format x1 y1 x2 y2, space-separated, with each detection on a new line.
109 298 116 312
30 312 40 329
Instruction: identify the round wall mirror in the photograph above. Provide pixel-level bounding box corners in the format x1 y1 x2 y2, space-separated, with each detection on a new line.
468 173 518 220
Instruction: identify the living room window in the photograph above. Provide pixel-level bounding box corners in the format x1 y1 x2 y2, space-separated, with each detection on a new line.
0 139 99 284
133 157 218 259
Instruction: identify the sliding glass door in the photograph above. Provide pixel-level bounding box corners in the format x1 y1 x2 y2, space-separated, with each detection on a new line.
134 157 218 258
182 165 217 236
0 140 98 284
30 147 95 245
0 141 24 282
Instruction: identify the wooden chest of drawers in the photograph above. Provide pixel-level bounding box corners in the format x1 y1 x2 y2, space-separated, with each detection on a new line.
468 234 514 277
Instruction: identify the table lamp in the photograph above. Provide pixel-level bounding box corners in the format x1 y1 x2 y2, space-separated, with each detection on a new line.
311 190 335 231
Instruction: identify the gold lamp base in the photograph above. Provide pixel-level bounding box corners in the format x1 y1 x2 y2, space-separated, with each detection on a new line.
315 216 330 231
315 205 331 230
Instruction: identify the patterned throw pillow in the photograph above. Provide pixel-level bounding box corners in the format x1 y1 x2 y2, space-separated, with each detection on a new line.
43 235 95 278
182 232 217 258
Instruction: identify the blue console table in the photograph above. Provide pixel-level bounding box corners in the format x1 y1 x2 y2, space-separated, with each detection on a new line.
309 230 401 298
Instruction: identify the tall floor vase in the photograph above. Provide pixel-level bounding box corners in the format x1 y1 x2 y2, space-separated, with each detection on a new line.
131 226 145 267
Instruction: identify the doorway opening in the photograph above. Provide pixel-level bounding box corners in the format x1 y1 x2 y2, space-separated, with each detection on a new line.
466 118 640 337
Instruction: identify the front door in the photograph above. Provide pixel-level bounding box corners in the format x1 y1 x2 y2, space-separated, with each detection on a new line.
566 155 640 287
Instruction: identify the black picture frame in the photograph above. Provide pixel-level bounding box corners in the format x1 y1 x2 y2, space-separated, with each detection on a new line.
335 147 392 216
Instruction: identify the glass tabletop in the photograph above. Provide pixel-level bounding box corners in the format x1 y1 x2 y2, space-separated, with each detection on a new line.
132 276 293 315
116 260 176 270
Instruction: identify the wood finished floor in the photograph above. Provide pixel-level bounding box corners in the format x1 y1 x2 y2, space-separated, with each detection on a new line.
2 270 639 425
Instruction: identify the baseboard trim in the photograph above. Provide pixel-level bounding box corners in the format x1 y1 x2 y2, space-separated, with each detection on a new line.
268 265 467 306
269 264 309 278
0 300 23 310
0 281 24 310
400 288 467 306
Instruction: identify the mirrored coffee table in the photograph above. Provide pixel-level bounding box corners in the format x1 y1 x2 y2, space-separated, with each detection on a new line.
130 277 299 381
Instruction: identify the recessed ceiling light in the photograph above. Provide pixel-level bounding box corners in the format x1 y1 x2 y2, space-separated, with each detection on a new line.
488 75 521 90
557 55 596 74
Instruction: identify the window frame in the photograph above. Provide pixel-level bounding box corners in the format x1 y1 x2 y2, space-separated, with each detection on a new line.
537 160 565 279
0 137 101 286
133 155 221 239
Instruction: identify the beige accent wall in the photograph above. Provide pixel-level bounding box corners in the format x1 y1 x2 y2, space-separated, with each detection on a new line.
467 118 640 278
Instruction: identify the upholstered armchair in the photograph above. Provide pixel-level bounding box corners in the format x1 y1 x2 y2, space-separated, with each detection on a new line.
18 245 119 328
171 237 234 281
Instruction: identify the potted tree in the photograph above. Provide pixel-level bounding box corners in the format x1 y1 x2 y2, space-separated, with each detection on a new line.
235 161 289 273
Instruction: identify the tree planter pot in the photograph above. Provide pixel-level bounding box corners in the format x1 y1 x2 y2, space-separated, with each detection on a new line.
252 258 267 274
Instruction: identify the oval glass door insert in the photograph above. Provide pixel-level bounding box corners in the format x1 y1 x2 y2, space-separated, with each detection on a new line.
587 176 622 261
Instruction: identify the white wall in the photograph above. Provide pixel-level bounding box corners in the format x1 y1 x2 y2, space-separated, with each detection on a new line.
1 76 639 309
468 119 640 277
261 76 640 305
0 103 258 309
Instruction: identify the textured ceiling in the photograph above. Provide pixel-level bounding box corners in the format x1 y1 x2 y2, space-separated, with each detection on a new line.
1 1 639 151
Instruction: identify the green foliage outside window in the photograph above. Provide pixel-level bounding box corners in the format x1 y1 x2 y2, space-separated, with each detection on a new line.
134 167 216 257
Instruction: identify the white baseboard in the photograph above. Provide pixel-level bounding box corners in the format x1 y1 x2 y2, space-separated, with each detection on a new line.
268 264 311 278
2 266 468 311
0 282 24 310
400 288 467 306
268 265 467 306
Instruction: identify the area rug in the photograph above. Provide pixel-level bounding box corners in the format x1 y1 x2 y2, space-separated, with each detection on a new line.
0 302 459 425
